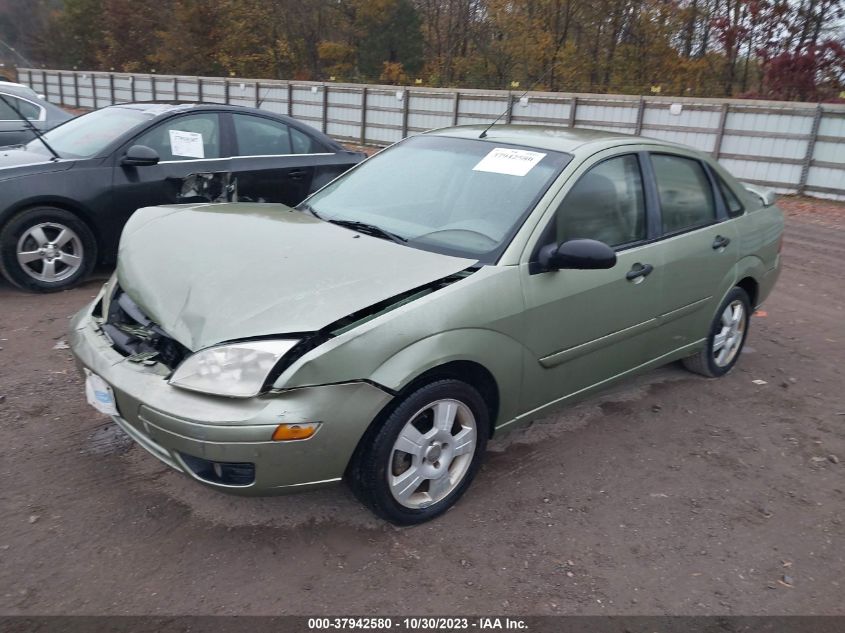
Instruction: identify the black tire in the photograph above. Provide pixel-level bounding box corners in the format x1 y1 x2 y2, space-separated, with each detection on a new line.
348 379 489 525
0 207 96 292
682 286 751 378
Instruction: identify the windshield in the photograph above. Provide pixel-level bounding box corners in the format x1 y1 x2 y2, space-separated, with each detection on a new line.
302 135 570 262
25 107 152 158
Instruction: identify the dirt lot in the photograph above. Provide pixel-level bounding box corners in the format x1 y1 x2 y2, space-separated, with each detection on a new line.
0 197 843 616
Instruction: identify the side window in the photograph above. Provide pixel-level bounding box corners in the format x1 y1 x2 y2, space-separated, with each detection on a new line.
552 154 646 248
290 126 322 154
717 176 744 217
651 154 716 233
133 113 220 161
0 95 41 120
233 114 292 155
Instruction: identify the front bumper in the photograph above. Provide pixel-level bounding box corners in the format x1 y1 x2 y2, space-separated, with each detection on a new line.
69 305 393 495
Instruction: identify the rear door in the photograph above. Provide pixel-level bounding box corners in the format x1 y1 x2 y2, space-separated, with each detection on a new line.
229 113 360 206
646 151 740 353
0 93 46 146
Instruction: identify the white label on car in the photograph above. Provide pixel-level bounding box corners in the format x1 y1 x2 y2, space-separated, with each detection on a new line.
84 369 119 416
168 130 205 158
472 147 546 177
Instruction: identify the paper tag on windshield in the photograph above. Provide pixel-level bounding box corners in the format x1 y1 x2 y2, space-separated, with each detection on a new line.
169 130 205 158
473 147 546 177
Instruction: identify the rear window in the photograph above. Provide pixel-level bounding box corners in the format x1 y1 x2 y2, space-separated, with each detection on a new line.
651 154 716 234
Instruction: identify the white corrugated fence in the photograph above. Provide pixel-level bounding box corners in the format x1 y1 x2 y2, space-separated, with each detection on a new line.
17 68 845 200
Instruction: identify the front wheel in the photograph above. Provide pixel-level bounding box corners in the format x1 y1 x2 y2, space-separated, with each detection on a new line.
682 287 751 377
348 379 489 525
0 207 97 292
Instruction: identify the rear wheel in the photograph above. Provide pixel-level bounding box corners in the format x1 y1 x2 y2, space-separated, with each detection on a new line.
0 207 96 292
682 287 750 377
348 379 489 525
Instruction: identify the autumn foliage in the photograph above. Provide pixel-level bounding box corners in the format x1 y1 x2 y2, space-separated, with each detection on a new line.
1 0 842 100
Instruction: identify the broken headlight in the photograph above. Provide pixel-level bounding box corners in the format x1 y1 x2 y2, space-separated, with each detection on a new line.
168 340 299 398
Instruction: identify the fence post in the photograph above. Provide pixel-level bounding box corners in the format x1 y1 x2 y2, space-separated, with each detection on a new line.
505 92 514 123
360 87 368 145
109 73 115 104
322 84 329 133
224 79 229 104
58 72 64 105
173 77 179 101
41 70 47 97
568 96 578 127
712 103 729 159
130 75 135 101
286 83 293 116
151 75 157 101
73 72 79 107
634 97 645 135
452 91 460 126
798 104 823 195
254 81 260 108
401 89 409 137
91 73 97 108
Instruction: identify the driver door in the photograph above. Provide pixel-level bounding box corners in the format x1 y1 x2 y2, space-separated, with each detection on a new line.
109 112 232 245
519 152 665 412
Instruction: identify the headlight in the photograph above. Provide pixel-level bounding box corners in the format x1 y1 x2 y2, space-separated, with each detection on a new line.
168 340 299 398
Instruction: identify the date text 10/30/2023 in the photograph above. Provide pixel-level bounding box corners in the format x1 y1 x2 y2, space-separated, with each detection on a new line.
307 617 529 630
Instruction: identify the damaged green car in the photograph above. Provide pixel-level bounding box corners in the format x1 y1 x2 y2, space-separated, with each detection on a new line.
70 126 783 524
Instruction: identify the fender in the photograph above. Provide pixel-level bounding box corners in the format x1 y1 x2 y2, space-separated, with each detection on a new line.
0 193 96 225
733 254 767 294
369 328 526 426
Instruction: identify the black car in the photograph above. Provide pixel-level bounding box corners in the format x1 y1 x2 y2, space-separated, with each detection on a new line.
0 103 366 292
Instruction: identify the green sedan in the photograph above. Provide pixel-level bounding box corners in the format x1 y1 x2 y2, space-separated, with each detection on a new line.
69 125 783 524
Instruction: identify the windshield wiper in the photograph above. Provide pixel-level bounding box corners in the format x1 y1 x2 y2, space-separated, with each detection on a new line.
0 93 60 160
328 219 408 243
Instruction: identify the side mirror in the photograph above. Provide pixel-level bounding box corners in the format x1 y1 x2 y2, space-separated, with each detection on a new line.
121 145 160 167
538 238 617 271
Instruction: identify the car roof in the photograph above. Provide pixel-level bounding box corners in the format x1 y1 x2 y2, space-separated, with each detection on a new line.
427 124 680 154
102 102 345 151
0 82 42 98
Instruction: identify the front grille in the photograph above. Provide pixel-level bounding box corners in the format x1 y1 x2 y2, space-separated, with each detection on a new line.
102 288 190 370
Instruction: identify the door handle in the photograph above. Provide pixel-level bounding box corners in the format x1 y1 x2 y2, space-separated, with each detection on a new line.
287 169 307 179
626 263 653 282
712 235 731 250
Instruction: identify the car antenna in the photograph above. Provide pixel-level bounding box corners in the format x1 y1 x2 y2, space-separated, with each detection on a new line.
479 65 557 139
256 84 274 110
0 92 60 160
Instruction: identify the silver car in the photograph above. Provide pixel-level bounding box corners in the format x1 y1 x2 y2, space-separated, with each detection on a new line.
0 82 72 147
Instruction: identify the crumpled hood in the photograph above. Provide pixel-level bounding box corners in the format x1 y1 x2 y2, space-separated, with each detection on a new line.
117 204 475 350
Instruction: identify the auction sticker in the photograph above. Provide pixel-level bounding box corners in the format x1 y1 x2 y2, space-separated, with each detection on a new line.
169 129 205 158
473 147 546 176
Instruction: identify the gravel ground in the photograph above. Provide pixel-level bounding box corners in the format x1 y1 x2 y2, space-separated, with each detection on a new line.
0 196 843 616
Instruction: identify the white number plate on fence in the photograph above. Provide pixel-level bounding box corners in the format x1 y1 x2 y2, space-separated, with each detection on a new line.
84 369 119 416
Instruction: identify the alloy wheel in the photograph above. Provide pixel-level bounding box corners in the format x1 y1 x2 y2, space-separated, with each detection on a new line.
388 399 477 509
713 299 746 367
16 222 84 283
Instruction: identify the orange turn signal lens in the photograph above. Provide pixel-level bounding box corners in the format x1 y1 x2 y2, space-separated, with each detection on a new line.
271 422 320 441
